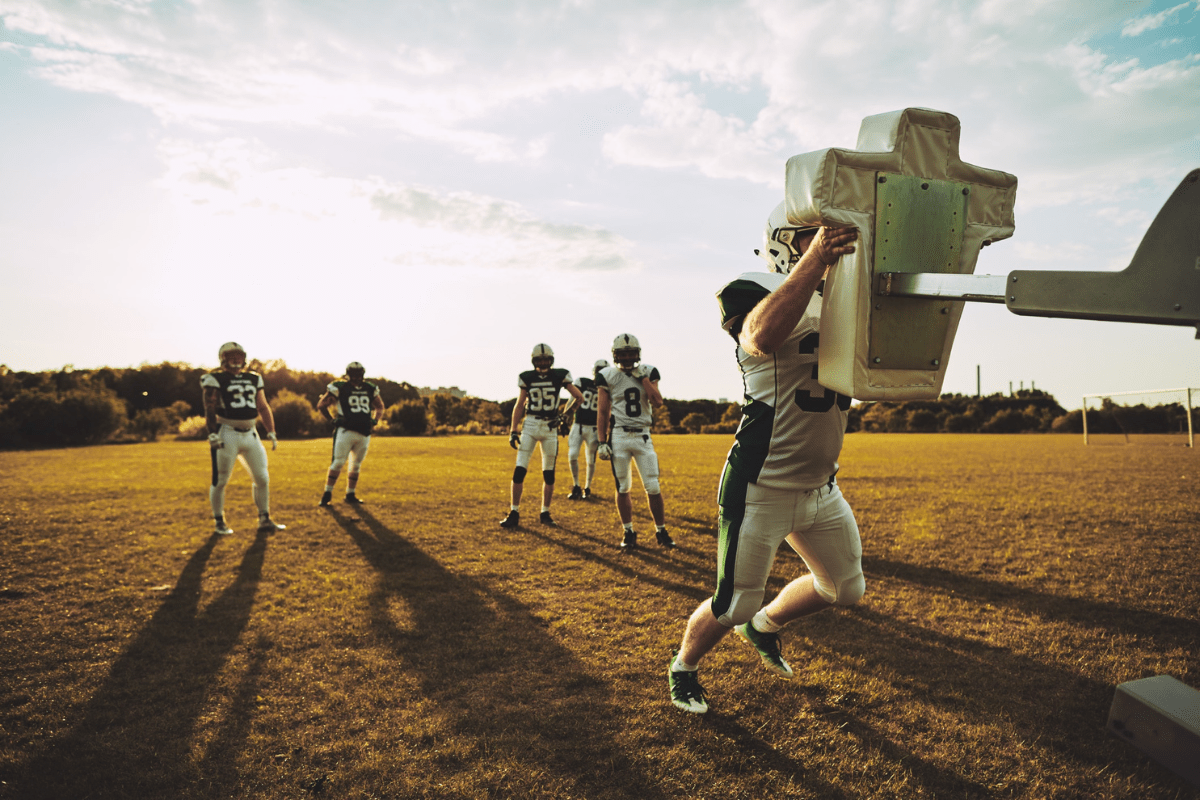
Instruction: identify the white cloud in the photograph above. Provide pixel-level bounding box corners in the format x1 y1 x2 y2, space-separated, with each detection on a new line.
1121 1 1191 36
155 137 637 274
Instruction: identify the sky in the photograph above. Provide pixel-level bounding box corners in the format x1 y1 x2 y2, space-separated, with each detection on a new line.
1 0 1198 408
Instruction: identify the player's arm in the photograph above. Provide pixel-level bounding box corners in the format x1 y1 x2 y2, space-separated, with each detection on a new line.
596 386 611 444
203 388 221 435
643 379 663 409
509 388 529 449
316 392 336 422
562 383 584 416
370 393 385 424
740 226 858 356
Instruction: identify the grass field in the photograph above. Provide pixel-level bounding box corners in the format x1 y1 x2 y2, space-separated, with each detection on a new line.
1 434 1197 799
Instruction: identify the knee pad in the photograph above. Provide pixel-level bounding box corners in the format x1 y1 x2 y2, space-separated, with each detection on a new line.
814 572 866 606
329 456 348 471
543 469 555 485
712 589 764 628
643 479 660 494
512 466 527 484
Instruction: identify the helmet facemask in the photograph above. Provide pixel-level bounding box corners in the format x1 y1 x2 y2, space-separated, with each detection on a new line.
346 362 366 383
530 343 555 375
219 342 247 373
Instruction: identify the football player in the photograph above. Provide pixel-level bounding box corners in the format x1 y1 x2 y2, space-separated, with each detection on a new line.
668 204 861 715
316 362 386 506
499 344 584 528
594 334 672 549
565 359 608 500
201 342 285 535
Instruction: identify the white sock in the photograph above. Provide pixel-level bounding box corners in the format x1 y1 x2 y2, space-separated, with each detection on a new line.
623 522 634 532
656 524 666 533
541 506 550 513
751 609 782 633
672 654 698 672
511 505 520 512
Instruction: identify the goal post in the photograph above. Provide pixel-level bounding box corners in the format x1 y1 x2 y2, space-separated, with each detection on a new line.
1081 388 1195 447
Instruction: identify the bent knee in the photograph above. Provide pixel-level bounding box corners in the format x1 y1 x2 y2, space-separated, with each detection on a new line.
713 589 764 627
815 572 865 606
643 479 660 494
329 457 348 471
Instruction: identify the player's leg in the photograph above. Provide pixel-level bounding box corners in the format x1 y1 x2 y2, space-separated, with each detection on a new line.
612 433 637 546
671 466 788 711
241 432 284 533
583 425 599 495
501 426 536 528
345 432 369 503
741 481 862 678
538 423 558 524
771 482 864 620
633 437 672 546
322 428 350 507
209 426 238 534
567 424 583 499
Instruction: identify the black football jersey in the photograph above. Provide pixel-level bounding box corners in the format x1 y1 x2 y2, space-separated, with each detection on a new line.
518 368 574 419
200 370 264 422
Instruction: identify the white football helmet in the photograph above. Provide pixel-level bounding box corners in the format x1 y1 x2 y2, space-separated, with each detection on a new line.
611 334 640 370
593 359 610 373
219 342 247 371
756 201 820 274
346 361 365 381
531 343 554 374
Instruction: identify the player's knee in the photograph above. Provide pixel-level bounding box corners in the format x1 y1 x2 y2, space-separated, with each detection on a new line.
543 469 555 485
815 571 865 606
714 590 764 627
329 456 348 471
643 478 660 494
512 466 527 484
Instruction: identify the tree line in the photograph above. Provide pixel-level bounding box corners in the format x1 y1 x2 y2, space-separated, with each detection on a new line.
0 363 1194 449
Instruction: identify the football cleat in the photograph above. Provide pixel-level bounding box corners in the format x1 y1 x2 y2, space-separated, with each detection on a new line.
669 657 709 714
620 529 638 550
319 491 333 507
214 517 234 536
656 528 675 548
345 494 364 505
567 485 583 501
257 515 286 534
499 510 520 529
539 510 556 526
735 622 794 678
583 488 592 499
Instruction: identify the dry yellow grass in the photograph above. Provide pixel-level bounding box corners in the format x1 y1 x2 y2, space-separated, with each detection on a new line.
0 434 1197 798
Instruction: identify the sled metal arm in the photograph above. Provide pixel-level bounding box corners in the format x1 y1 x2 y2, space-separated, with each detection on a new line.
877 169 1200 337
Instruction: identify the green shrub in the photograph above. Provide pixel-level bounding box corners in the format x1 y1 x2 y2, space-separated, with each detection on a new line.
680 412 708 434
271 389 323 438
381 400 429 436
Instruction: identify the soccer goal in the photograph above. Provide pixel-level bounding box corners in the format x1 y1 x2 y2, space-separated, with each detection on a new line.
1081 388 1196 447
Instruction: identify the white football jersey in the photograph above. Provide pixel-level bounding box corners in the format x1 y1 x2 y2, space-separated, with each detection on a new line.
596 364 660 429
718 272 850 490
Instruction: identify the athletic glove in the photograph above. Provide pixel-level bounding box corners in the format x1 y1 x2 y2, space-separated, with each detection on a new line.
268 432 278 451
632 365 650 380
559 417 573 437
597 442 612 461
208 432 223 451
509 431 521 450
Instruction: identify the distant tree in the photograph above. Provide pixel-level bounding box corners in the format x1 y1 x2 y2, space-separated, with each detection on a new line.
907 409 939 432
382 399 429 436
0 385 127 448
271 389 323 438
680 412 708 434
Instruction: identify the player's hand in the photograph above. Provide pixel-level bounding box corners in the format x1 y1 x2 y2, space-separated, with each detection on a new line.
509 431 520 450
208 432 223 451
547 413 562 431
808 226 858 268
268 432 278 451
632 365 650 380
597 443 612 461
559 418 572 437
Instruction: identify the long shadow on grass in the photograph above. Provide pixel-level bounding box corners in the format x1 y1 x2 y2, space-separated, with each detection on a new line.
864 556 1200 663
520 521 713 603
806 603 1173 784
9 531 270 799
329 506 669 799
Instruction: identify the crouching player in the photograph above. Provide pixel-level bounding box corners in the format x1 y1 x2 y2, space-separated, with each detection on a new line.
668 208 863 714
